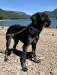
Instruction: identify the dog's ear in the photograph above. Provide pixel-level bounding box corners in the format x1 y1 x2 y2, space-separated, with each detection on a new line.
31 12 42 22
31 14 36 21
31 14 37 24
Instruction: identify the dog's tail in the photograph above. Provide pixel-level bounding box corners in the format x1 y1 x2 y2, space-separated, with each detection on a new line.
6 33 14 37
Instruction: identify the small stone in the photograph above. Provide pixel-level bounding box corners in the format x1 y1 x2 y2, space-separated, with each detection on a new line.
52 68 57 75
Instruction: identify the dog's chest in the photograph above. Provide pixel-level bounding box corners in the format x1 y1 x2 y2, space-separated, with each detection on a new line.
28 26 38 43
29 26 38 37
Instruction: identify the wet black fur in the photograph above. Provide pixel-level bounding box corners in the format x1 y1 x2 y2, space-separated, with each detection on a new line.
4 12 51 71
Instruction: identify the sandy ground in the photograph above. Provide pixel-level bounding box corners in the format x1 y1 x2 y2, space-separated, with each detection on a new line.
0 26 57 75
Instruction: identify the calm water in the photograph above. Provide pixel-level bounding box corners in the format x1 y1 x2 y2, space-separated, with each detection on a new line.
0 19 31 26
0 18 57 28
50 18 57 28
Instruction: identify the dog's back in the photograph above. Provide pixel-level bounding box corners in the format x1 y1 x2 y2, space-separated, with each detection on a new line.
6 24 25 34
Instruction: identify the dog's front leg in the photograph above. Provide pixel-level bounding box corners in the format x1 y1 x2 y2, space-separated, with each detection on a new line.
32 38 40 63
32 43 37 61
20 44 28 71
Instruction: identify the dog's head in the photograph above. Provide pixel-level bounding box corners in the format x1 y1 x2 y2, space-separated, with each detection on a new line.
31 12 51 29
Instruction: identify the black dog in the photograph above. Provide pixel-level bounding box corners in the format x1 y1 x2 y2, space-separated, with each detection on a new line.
4 12 51 71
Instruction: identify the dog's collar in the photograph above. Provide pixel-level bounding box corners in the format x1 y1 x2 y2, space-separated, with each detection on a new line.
29 26 39 37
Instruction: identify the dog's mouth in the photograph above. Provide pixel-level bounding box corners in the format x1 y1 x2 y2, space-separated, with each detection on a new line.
41 19 51 28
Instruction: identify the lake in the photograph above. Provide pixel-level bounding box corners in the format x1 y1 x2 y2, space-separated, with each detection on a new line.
0 18 57 28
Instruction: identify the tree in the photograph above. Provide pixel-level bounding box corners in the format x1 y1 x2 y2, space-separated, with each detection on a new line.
0 13 8 20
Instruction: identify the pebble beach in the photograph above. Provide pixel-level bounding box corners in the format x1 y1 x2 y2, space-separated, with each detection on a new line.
0 26 57 75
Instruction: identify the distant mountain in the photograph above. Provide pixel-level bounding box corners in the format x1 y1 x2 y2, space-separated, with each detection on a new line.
0 9 30 20
0 8 57 20
44 8 57 18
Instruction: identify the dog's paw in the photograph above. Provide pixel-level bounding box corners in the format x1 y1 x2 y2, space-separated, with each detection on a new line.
21 63 28 72
33 59 41 63
4 57 8 62
22 67 28 72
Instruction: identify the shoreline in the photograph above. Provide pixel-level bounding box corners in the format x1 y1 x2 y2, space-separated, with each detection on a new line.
0 19 18 21
0 19 30 21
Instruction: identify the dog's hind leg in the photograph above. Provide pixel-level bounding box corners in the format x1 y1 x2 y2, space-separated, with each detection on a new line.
20 44 28 71
13 38 19 49
4 35 11 61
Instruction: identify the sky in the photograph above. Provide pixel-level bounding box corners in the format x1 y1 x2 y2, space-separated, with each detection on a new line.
0 0 57 15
